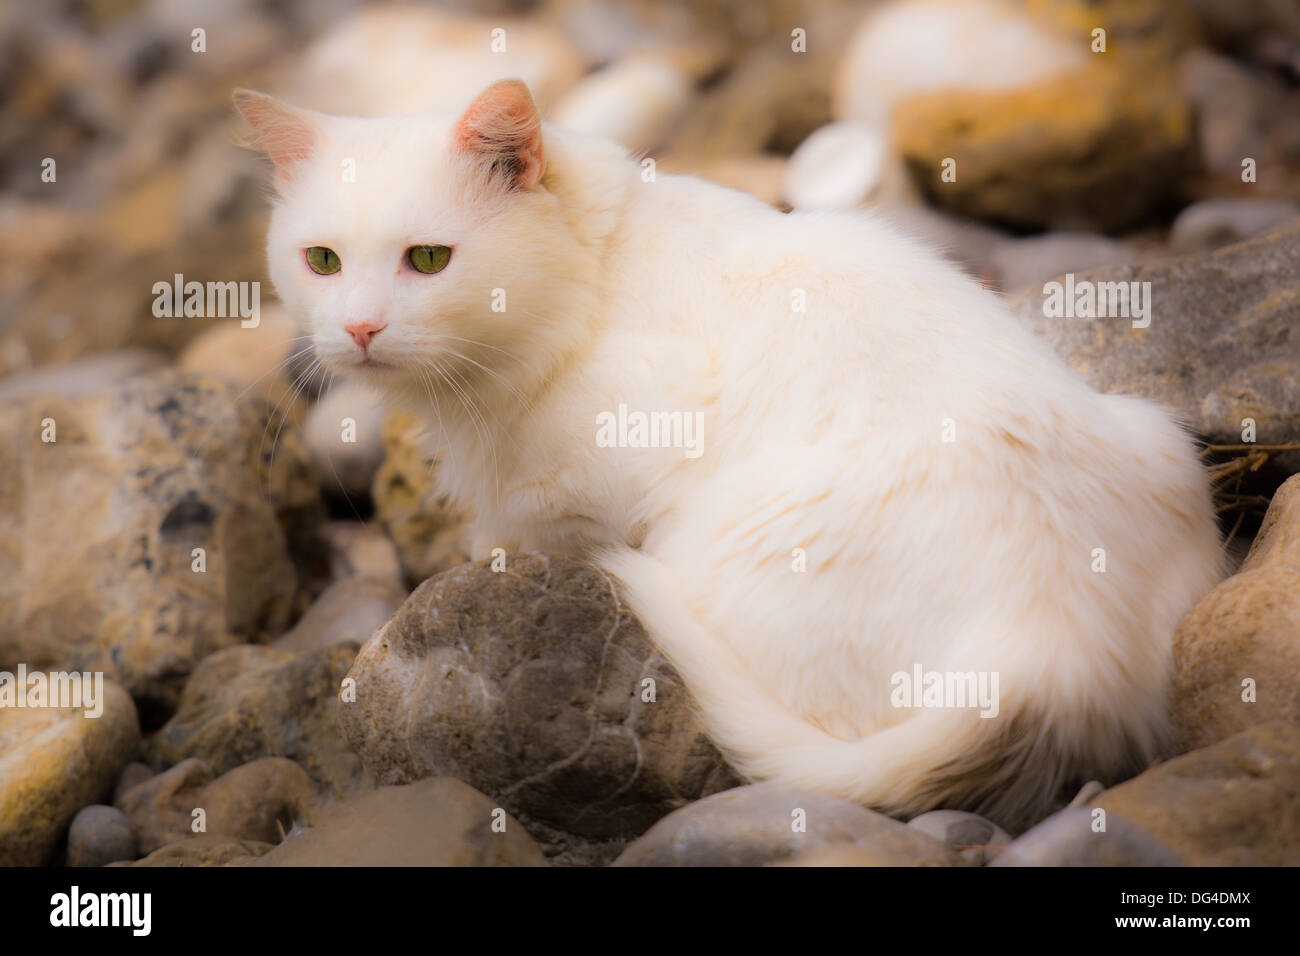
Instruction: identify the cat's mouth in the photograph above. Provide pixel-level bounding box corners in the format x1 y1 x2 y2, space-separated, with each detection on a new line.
350 354 398 371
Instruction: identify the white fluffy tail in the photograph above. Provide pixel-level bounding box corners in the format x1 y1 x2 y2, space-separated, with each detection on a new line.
596 546 1003 818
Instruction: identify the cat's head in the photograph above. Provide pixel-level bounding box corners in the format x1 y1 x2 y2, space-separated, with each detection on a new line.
235 79 586 405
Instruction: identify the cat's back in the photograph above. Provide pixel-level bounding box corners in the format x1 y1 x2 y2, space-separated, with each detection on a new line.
552 125 1014 354
610 170 1042 354
598 170 1087 433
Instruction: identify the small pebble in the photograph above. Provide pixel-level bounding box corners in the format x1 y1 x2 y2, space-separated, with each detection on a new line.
907 809 1012 865
67 805 137 867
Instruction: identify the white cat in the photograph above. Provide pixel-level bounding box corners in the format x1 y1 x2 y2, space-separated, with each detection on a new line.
236 80 1224 829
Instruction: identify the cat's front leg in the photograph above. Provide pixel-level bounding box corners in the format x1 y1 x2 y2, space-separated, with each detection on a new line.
466 523 523 562
468 513 620 562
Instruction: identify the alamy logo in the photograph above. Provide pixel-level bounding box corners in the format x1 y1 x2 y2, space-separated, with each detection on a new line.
151 273 261 327
1042 273 1151 328
0 665 104 717
595 404 704 459
50 886 151 936
890 664 1000 718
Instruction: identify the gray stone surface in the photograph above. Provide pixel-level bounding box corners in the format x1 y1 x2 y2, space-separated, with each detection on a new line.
339 552 741 862
247 777 547 867
615 782 965 867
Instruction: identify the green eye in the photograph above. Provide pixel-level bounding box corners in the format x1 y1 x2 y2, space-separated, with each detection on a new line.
305 246 340 275
408 245 452 274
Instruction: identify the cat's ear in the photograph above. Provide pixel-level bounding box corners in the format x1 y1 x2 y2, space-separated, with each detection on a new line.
454 79 545 190
233 89 319 184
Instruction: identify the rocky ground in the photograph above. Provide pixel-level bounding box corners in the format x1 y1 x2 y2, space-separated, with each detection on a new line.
1 0 1298 866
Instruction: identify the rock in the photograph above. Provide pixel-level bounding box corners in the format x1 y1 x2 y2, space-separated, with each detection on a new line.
552 54 695 155
273 575 406 654
246 777 547 866
1091 724 1300 865
1180 48 1300 183
119 758 214 853
0 679 140 865
0 0 294 230
370 410 470 586
339 553 740 863
987 232 1137 295
112 762 154 805
119 756 319 854
783 121 887 211
0 349 166 399
0 200 82 305
177 303 307 422
614 783 964 867
282 4 583 117
301 382 388 502
991 808 1184 866
129 836 274 867
776 844 906 867
1171 475 1300 751
119 0 286 82
835 0 1087 129
894 61 1194 232
539 0 740 67
148 644 363 796
666 3 861 164
0 169 271 370
1066 780 1106 808
907 810 1012 865
0 371 322 717
1183 0 1300 54
195 758 318 844
1005 222 1300 477
842 0 1201 232
67 804 136 867
176 124 269 234
1169 198 1300 254
319 520 404 590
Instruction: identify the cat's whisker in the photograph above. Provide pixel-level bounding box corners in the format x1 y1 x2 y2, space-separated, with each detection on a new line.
435 343 535 419
423 360 470 505
428 333 527 366
181 339 318 483
414 365 456 501
261 356 322 477
219 341 323 422
430 357 501 507
253 352 310 468
439 360 500 494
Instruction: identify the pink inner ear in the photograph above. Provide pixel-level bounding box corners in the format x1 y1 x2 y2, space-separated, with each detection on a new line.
234 91 317 177
454 79 544 188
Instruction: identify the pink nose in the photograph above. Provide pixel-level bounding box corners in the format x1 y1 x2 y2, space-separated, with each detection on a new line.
344 319 387 350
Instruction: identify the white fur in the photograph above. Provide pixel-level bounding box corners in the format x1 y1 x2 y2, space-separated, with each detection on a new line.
254 89 1224 828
